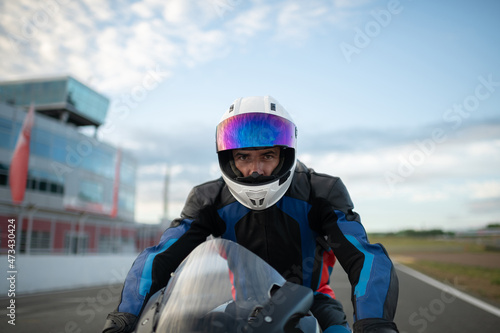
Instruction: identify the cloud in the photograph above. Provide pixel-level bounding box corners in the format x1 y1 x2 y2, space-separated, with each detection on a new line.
135 160 220 222
468 198 500 215
274 2 328 42
295 118 500 229
469 181 500 200
333 0 373 9
162 0 195 24
0 0 359 92
126 116 500 223
225 5 272 38
131 1 156 19
411 191 449 203
0 1 186 90
122 124 214 165
1 0 498 230
80 0 115 22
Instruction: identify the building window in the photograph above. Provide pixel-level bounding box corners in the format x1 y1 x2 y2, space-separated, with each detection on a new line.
120 158 137 186
0 117 13 149
98 235 113 253
0 163 7 186
24 170 65 196
120 237 137 253
39 179 48 192
19 231 51 253
119 189 136 214
98 235 136 253
28 177 37 190
50 183 58 193
78 180 103 203
64 232 88 254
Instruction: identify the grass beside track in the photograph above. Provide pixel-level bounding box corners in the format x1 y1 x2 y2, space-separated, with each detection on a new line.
369 236 500 307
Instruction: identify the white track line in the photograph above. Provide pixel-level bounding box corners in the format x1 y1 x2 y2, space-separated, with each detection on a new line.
395 263 500 318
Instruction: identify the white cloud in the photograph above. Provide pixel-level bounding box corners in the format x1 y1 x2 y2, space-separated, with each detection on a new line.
138 163 169 177
136 196 164 222
185 28 229 66
162 0 192 24
80 0 115 22
297 121 500 231
469 181 500 200
1 0 498 231
225 5 272 38
0 0 359 92
333 0 373 9
161 0 217 25
411 191 449 202
131 1 155 19
462 139 500 157
133 159 222 222
274 1 328 42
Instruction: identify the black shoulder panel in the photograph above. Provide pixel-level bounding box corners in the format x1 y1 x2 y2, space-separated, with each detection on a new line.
310 172 354 212
287 161 311 202
292 161 359 223
180 177 225 219
290 160 354 210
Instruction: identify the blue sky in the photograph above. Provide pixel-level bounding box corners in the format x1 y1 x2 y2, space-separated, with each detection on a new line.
1 0 499 232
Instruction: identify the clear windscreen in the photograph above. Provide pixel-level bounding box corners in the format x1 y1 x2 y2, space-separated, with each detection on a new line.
155 238 286 333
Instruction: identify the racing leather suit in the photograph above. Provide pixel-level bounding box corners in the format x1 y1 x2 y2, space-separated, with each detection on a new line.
111 161 399 332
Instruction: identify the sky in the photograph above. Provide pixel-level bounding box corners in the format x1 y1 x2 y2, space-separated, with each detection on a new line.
1 0 499 232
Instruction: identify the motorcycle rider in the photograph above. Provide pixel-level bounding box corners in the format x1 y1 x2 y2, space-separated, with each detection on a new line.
103 96 399 333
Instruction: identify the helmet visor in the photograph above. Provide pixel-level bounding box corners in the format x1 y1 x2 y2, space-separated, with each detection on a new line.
216 113 297 152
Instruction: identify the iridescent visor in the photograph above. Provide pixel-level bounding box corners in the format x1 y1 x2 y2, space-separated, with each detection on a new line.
216 113 297 152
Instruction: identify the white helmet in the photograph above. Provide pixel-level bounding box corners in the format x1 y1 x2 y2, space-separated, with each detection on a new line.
216 96 297 210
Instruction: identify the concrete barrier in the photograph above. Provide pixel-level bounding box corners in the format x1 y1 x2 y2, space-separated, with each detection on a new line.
2 254 138 295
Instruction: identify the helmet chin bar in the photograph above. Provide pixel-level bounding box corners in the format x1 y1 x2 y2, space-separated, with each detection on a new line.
218 148 297 210
245 189 268 208
221 158 296 211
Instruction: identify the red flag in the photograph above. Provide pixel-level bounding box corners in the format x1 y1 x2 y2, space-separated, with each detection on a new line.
9 104 35 204
110 148 121 218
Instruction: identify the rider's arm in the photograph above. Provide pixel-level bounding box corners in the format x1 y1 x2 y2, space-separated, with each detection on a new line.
310 176 399 333
102 181 224 333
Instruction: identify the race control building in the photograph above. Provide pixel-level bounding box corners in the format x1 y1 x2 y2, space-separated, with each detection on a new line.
0 76 161 255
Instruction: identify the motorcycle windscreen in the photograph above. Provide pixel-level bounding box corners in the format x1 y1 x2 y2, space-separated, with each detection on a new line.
156 239 286 333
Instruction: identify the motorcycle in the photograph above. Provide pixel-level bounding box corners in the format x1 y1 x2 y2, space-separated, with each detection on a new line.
134 238 321 333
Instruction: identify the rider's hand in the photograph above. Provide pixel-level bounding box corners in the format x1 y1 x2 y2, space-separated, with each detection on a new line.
102 311 138 333
353 318 399 333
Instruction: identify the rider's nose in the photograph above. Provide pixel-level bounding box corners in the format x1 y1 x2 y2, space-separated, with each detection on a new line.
248 162 263 176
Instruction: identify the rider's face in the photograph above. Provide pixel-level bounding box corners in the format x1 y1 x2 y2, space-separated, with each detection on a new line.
232 147 280 177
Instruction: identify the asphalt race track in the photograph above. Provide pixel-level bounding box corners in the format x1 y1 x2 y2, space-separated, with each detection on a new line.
332 264 500 332
1 264 499 332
